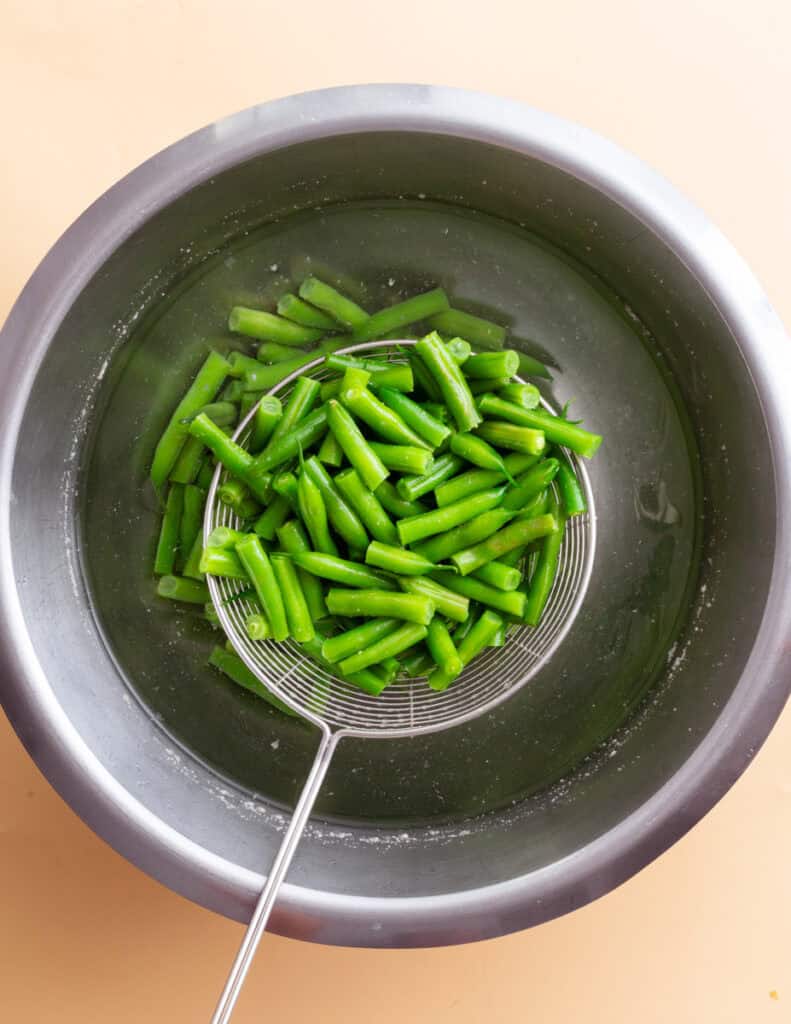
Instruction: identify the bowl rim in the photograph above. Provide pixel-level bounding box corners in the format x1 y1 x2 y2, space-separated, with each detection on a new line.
1 83 790 946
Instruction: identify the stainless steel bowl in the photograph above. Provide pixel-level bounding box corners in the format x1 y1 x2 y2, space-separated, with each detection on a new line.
1 84 790 947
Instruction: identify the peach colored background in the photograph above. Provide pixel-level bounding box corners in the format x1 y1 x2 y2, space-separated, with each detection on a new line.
2 2 791 1021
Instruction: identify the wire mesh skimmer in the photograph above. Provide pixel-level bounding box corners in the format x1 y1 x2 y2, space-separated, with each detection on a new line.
206 340 596 1022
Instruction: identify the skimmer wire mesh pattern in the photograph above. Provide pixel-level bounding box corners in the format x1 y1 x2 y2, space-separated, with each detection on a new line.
206 342 596 738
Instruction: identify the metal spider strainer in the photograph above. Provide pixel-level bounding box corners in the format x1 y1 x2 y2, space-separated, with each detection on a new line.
206 340 595 1022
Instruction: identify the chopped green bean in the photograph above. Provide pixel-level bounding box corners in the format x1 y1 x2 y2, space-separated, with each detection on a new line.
169 435 205 485
321 618 401 663
365 541 436 576
434 452 540 507
228 351 264 378
335 468 399 545
426 308 506 349
351 288 449 342
251 405 329 474
178 484 205 572
271 554 315 643
188 413 271 501
475 421 546 456
498 382 541 409
277 293 339 331
477 394 602 458
195 459 215 491
426 619 464 691
263 376 320 454
326 400 389 492
253 494 291 541
368 442 433 476
325 588 435 625
340 382 430 448
154 484 184 575
450 432 515 483
292 551 395 590
235 535 290 641
430 571 526 618
398 576 469 623
317 430 344 467
228 306 324 346
371 657 401 684
218 478 262 520
299 635 387 696
182 532 205 581
396 453 464 503
451 514 558 575
297 466 337 556
207 526 247 550
275 519 328 622
456 610 504 665
299 276 370 330
302 455 369 552
199 547 249 579
501 458 559 511
339 622 428 675
524 503 566 626
272 471 299 508
377 386 451 448
245 613 272 640
555 453 587 516
411 507 515 563
471 561 522 591
396 486 505 545
415 331 481 433
467 377 511 395
241 345 343 392
445 337 472 365
325 355 414 393
157 574 210 604
401 648 434 677
375 480 428 519
408 351 442 401
248 395 283 453
463 350 519 379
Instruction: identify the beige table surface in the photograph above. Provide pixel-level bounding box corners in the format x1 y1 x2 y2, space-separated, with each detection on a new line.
2 2 791 1021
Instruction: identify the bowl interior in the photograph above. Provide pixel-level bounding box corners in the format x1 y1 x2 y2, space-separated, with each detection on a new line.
9 128 775 912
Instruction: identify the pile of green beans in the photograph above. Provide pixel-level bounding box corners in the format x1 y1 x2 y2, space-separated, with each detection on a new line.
149 275 601 707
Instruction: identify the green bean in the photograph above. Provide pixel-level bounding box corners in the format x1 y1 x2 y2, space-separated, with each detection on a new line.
239 392 257 419
451 514 558 575
299 276 370 330
489 621 508 647
334 468 399 545
245 613 272 641
450 432 515 483
339 622 428 676
511 487 551 525
375 480 428 519
178 485 204 572
188 413 271 501
351 288 449 342
263 376 321 454
207 526 247 550
195 459 215 491
340 383 429 449
292 551 395 590
524 504 566 626
425 618 463 686
253 495 291 541
498 382 541 409
475 421 546 456
371 657 401 684
400 648 434 678
199 547 249 579
376 386 451 448
411 507 515 563
241 346 341 392
463 350 520 379
150 351 232 492
430 571 526 617
302 455 369 551
396 486 505 545
426 308 506 349
368 442 433 476
365 541 436 576
408 351 442 401
452 609 479 645
218 478 262 520
555 453 587 516
157 574 210 604
208 645 299 715
471 561 522 591
321 618 401 663
251 405 329 474
326 400 389 492
169 435 205 485
434 452 540 507
235 535 289 641
515 352 552 379
272 471 299 508
228 351 263 378
317 430 344 467
477 394 602 458
154 484 184 575
300 635 388 696
456 610 504 665
467 377 511 395
501 458 560 511
423 402 449 423
275 519 328 622
398 576 469 623
277 293 339 331
325 355 414 392
270 554 315 643
182 532 205 581
325 588 435 625
415 331 481 433
396 453 464 503
247 395 283 453
445 337 472 365
184 401 237 428
255 341 310 364
223 378 248 402
297 468 337 556
228 306 324 346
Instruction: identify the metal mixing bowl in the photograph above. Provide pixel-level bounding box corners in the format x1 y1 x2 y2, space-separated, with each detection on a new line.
1 85 790 947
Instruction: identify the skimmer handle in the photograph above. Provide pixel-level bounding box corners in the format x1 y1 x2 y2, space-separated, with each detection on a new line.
211 729 339 1023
